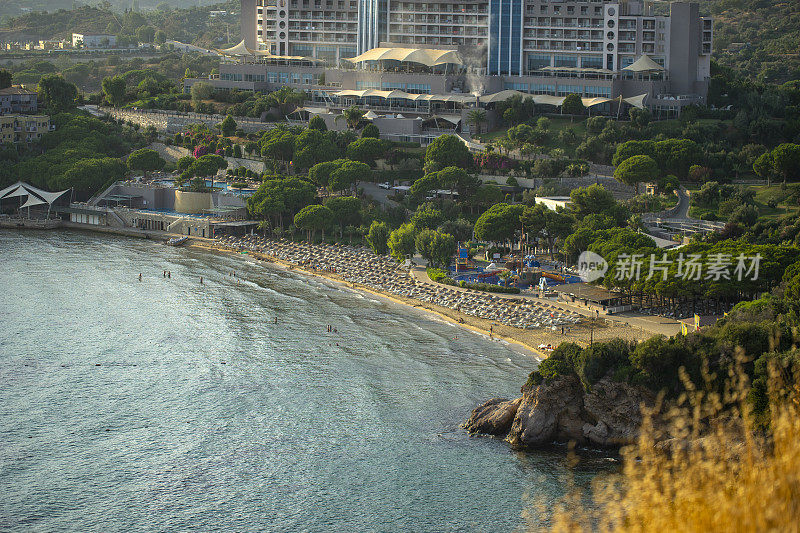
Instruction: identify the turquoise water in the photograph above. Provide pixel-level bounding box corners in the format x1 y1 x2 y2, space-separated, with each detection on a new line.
0 230 611 532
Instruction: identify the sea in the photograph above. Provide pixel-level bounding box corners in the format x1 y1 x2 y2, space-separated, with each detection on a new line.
0 230 612 532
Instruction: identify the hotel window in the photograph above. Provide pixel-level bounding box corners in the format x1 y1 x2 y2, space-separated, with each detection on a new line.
620 56 635 68
381 82 430 93
527 53 550 70
291 44 314 56
357 81 381 89
279 72 289 83
406 83 430 94
302 73 315 84
553 54 578 67
504 82 528 92
585 86 610 97
530 83 556 95
557 84 582 96
581 55 603 68
268 72 278 82
290 73 301 83
315 45 337 64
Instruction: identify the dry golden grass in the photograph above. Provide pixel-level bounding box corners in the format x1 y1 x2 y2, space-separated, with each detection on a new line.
532 360 800 533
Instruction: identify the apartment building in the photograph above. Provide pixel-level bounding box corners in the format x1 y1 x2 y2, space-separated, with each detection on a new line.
0 115 51 145
0 87 39 114
72 33 118 49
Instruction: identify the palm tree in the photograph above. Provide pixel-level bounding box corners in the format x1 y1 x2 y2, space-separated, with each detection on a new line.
466 109 487 135
267 86 306 116
336 106 366 130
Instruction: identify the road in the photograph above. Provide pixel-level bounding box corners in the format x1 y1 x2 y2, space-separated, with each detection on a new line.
674 187 692 219
361 182 400 207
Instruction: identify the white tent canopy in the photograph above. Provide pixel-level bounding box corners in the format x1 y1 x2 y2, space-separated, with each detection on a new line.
345 47 463 67
0 181 70 206
20 196 47 209
623 54 665 72
0 185 28 198
623 93 648 109
217 39 251 56
217 39 322 62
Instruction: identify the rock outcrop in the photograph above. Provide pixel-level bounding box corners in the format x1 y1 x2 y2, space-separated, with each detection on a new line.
467 375 656 448
463 397 522 435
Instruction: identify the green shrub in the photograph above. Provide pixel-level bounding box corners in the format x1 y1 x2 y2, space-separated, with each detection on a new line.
427 267 457 285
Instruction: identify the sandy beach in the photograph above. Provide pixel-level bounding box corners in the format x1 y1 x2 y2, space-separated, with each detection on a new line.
187 236 653 358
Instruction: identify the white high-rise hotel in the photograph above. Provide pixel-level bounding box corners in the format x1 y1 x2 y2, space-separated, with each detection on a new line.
241 0 710 97
188 0 712 134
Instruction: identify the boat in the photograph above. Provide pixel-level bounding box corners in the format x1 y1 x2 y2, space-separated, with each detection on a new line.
166 236 189 247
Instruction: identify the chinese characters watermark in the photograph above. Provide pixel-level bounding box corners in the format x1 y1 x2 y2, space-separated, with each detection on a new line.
610 252 762 282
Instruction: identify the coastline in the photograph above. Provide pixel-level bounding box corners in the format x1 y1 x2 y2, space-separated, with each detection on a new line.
4 223 647 356
185 239 547 358
185 239 648 359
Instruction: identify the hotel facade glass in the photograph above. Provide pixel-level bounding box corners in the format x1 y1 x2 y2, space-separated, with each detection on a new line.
488 0 523 76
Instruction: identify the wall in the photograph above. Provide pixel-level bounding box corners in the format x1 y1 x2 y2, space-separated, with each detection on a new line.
667 2 699 95
241 0 258 49
174 190 213 214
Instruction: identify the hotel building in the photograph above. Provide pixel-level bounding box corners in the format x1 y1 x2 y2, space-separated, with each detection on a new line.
187 0 712 139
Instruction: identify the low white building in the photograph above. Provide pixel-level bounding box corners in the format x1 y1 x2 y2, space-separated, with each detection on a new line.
534 197 572 211
72 33 117 49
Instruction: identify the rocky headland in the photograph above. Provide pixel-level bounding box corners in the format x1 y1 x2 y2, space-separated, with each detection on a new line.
464 374 657 448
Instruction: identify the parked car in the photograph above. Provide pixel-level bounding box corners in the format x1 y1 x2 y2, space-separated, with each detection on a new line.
378 182 391 189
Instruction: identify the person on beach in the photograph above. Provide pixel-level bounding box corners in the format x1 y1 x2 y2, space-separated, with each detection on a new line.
274 317 278 324
139 273 142 282
167 271 171 278
200 277 203 284
163 270 166 278
490 324 493 339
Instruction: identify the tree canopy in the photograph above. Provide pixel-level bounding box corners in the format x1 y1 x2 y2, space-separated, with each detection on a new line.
294 204 334 242
219 115 237 137
614 155 659 194
127 148 165 175
424 134 472 173
415 229 456 268
346 137 386 165
366 220 389 255
37 75 78 113
388 223 418 262
474 203 524 243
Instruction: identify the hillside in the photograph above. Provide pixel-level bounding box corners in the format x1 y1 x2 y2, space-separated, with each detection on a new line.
0 1 239 48
0 1 221 20
703 0 800 83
